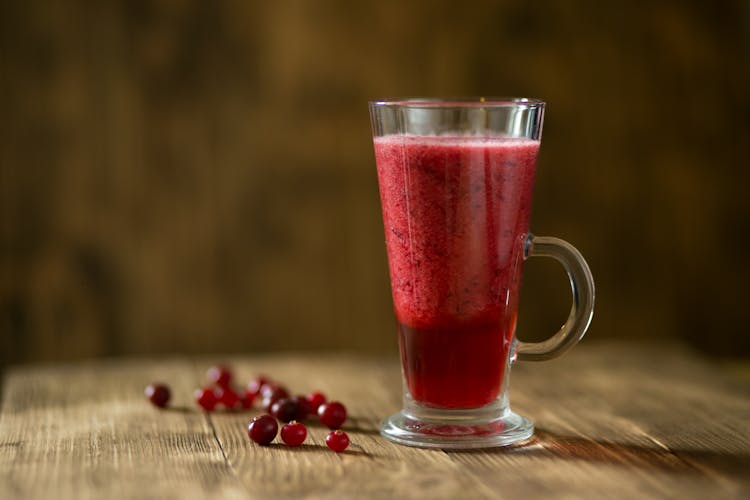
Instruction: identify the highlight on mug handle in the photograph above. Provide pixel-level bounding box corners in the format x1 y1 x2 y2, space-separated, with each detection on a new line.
516 234 595 361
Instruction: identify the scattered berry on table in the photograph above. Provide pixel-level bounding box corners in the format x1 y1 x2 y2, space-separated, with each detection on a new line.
145 383 171 408
207 364 233 388
195 387 218 411
271 398 299 423
156 370 353 453
215 386 241 410
325 430 350 452
290 396 312 420
246 375 272 397
280 421 307 446
260 382 288 400
248 414 278 445
241 389 257 409
306 391 326 413
318 401 347 429
262 386 290 412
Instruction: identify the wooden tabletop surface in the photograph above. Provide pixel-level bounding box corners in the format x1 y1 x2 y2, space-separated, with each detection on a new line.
1 341 748 499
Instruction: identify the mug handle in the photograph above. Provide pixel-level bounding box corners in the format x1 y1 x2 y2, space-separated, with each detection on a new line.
516 234 595 361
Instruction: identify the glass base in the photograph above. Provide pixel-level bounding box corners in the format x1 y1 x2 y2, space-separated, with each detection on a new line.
380 402 534 449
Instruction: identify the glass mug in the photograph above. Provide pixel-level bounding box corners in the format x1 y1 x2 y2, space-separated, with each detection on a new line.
369 98 594 448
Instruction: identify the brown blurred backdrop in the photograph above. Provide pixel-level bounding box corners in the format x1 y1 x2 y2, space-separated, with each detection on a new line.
2 1 749 370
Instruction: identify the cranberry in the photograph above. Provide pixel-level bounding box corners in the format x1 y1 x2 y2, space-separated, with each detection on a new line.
325 430 350 452
290 396 312 420
246 375 272 397
272 396 313 422
215 386 241 410
195 387 218 411
280 421 307 446
145 383 171 408
260 382 288 400
247 414 278 445
318 401 347 429
271 398 298 423
241 389 257 409
306 391 326 413
207 364 233 388
261 386 290 412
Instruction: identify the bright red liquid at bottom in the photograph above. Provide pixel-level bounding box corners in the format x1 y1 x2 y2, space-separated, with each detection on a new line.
398 320 515 409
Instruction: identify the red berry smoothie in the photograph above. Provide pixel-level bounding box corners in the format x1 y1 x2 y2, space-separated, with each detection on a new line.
374 135 539 408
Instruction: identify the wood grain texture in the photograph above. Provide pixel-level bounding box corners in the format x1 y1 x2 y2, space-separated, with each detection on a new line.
0 359 247 499
1 341 748 499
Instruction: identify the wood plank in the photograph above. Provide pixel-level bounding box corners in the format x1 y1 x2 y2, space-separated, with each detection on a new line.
0 359 247 500
448 341 750 499
194 343 749 499
196 355 495 499
0 342 748 499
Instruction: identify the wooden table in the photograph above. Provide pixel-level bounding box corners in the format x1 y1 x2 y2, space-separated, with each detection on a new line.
1 341 748 499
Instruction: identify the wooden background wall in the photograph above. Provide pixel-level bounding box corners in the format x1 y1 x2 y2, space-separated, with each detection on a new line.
2 0 749 370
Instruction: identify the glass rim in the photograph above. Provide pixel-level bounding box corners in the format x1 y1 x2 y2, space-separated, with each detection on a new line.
369 97 545 108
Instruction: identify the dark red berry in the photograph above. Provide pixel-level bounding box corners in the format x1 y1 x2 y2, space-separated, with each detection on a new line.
145 383 171 408
246 375 272 397
207 364 233 388
270 398 297 423
325 430 349 452
259 383 275 398
241 389 257 409
195 387 218 411
306 391 326 413
247 414 278 445
271 396 313 422
260 382 288 400
318 401 347 429
280 421 307 446
290 395 312 420
261 386 290 412
215 386 241 410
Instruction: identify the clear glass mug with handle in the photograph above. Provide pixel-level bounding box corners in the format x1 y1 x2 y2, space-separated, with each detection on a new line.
369 98 595 448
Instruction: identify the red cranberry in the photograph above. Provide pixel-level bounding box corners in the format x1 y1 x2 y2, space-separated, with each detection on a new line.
272 396 313 422
145 383 171 408
280 421 307 446
215 386 241 410
271 398 298 423
207 364 233 388
318 401 347 429
241 389 257 409
325 430 350 452
306 391 326 413
262 386 290 412
246 375 272 397
247 414 278 445
260 382 288 400
292 396 312 420
195 387 218 411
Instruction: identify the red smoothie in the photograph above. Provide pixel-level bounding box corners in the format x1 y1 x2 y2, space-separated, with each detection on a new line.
374 135 540 409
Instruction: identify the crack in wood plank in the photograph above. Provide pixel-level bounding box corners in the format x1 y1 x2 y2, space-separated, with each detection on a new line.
188 358 245 496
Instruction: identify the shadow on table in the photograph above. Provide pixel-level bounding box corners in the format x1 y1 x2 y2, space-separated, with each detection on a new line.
261 442 369 457
161 406 382 438
160 405 194 413
302 416 381 437
446 428 750 477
